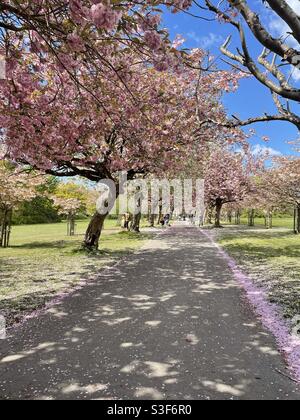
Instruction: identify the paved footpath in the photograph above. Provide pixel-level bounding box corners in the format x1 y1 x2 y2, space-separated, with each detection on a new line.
0 224 299 400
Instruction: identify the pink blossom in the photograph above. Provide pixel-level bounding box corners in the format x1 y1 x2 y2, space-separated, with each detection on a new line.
144 31 162 52
67 33 85 52
90 2 122 31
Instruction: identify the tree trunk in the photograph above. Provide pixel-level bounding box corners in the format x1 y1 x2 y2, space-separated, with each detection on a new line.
6 209 12 247
234 210 241 225
294 205 300 234
84 212 108 250
157 204 163 225
215 199 223 228
0 210 6 248
131 213 142 233
149 214 155 227
227 211 232 224
67 217 76 236
248 209 255 227
206 206 213 224
265 211 273 230
0 208 12 248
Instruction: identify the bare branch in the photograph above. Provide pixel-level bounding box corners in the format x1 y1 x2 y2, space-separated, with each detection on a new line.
227 0 300 67
198 113 300 130
258 49 291 90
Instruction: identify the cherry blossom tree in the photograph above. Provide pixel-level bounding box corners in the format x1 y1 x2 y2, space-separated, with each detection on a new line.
3 1 294 131
52 196 83 236
263 158 300 233
52 181 91 235
239 179 278 228
0 0 192 98
0 161 43 247
223 202 242 225
204 149 253 227
0 46 241 248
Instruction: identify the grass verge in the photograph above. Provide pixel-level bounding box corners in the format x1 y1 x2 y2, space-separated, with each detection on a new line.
214 225 300 320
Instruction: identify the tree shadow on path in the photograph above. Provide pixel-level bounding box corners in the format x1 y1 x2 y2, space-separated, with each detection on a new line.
0 226 299 400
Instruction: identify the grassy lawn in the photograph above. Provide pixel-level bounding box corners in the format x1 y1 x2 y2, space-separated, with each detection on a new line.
238 217 294 229
0 219 154 327
215 221 300 320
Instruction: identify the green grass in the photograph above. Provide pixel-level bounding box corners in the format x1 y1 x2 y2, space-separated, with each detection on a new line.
0 220 154 326
238 216 294 229
7 218 119 246
216 225 300 319
219 216 294 229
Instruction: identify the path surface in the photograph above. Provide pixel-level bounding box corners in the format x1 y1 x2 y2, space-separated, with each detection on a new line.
0 223 299 400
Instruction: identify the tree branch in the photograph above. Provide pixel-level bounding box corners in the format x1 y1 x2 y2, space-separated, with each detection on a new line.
266 0 300 45
199 113 300 130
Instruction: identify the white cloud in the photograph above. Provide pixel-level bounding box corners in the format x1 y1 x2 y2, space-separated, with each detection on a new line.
291 68 300 81
252 144 282 157
268 0 300 43
267 0 300 81
187 32 224 49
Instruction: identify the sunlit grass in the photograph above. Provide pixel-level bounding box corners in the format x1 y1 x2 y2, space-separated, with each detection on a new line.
238 217 294 229
220 216 294 229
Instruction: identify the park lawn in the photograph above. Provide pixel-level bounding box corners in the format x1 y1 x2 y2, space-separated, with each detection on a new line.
0 220 154 327
215 224 300 320
238 217 294 229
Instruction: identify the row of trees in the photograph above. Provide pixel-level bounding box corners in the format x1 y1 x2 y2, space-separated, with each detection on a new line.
0 1 246 249
1 147 300 248
207 156 300 232
1 1 299 248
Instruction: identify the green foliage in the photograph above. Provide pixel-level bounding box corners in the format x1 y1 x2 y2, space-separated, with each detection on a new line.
55 182 88 208
12 177 61 225
37 176 59 194
12 196 61 225
11 178 95 225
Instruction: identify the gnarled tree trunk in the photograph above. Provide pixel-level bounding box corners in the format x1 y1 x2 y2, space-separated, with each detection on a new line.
84 212 108 250
84 183 118 250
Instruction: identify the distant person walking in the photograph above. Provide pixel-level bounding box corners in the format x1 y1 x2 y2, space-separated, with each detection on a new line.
164 214 170 227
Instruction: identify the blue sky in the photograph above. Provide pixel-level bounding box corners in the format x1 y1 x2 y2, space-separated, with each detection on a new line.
162 3 300 157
